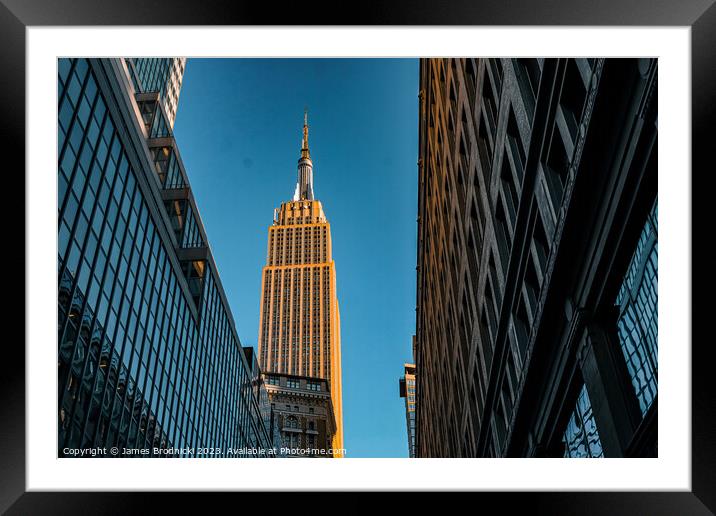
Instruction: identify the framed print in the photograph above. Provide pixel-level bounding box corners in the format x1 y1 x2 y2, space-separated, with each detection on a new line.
5 0 710 511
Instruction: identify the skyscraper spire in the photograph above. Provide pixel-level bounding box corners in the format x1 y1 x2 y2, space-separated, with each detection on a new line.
293 108 314 201
301 108 310 158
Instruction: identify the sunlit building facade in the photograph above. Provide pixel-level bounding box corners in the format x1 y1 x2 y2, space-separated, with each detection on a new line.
57 58 275 457
414 58 658 458
257 113 344 455
398 362 417 457
126 58 186 128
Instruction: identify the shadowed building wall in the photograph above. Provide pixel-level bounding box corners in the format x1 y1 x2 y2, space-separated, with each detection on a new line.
263 373 336 457
414 58 657 458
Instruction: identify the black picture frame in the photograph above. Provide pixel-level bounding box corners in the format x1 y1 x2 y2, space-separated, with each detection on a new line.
3 0 709 510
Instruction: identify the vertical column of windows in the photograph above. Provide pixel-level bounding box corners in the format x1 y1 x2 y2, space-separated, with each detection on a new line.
300 267 308 375
120 221 158 451
281 269 290 371
141 257 182 454
292 269 300 374
303 268 311 376
167 301 187 449
272 267 280 369
109 183 156 451
294 226 300 264
260 270 271 367
322 227 328 262
67 165 128 447
57 60 115 445
84 168 136 448
313 267 322 378
323 267 331 382
268 229 275 266
195 274 213 453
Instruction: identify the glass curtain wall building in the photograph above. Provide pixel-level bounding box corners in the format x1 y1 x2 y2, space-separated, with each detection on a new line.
57 58 274 457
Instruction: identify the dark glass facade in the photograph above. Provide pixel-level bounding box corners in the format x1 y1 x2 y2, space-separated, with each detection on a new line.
57 58 274 457
562 385 604 458
414 58 658 458
616 201 658 415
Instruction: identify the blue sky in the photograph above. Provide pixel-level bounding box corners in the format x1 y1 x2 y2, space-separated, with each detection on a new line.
173 58 419 458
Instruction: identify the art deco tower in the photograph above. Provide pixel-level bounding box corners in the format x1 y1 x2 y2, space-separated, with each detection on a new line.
258 113 343 453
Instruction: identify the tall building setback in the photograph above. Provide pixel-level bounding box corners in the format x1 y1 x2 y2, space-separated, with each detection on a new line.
126 58 186 128
257 113 344 456
57 58 275 457
414 58 657 458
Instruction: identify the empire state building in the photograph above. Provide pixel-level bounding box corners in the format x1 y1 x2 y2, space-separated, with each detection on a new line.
257 113 343 455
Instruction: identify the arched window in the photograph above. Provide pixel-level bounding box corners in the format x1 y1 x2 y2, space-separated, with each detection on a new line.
285 416 298 429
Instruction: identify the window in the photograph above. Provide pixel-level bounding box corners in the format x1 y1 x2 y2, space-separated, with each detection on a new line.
616 201 658 415
506 105 526 181
562 384 604 458
286 378 300 389
559 59 589 144
513 58 541 122
465 59 478 107
544 125 571 212
307 381 321 391
477 108 493 180
282 431 299 449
